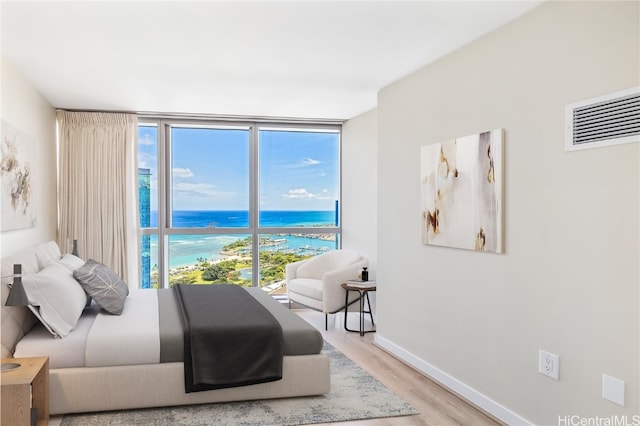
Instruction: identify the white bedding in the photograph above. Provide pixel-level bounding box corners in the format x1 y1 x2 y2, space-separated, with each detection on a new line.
15 287 323 372
14 303 100 368
85 289 160 367
15 289 161 368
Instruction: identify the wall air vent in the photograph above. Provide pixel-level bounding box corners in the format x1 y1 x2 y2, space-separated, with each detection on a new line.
565 87 640 151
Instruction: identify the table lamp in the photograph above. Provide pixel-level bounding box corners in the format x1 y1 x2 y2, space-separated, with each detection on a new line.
5 264 28 307
2 264 28 371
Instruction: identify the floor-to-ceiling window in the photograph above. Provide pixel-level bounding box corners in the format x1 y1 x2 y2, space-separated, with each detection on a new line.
137 119 341 294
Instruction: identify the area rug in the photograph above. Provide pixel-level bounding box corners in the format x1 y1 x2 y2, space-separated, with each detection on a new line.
61 342 418 425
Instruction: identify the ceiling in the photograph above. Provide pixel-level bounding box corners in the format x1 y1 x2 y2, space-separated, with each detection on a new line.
1 1 542 120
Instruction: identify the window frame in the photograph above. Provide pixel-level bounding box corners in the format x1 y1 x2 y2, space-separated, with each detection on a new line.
138 117 342 289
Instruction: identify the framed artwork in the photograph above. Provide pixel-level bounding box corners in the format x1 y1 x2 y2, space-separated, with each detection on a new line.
1 120 36 231
421 128 504 253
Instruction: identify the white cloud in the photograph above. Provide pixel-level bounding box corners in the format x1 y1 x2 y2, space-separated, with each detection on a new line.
173 182 234 198
138 152 156 170
139 134 155 146
287 157 321 168
282 188 335 200
301 157 320 166
173 167 194 178
283 188 314 199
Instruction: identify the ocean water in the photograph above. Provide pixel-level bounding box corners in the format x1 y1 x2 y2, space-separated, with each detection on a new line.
148 210 338 268
150 210 337 228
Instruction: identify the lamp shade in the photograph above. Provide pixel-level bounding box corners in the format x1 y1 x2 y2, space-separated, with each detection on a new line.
5 264 29 307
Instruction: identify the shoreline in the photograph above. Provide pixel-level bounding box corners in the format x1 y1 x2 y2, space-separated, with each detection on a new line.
168 254 242 275
161 233 337 271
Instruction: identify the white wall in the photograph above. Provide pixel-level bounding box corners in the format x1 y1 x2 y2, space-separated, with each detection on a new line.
342 108 378 276
373 2 639 424
342 108 378 315
1 60 57 256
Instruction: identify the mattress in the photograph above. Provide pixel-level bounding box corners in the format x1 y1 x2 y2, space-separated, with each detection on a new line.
15 286 323 369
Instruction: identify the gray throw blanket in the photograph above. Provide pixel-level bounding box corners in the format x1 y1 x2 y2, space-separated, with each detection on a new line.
174 284 284 393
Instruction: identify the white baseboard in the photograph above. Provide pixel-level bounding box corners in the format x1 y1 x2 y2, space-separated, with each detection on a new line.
373 334 533 426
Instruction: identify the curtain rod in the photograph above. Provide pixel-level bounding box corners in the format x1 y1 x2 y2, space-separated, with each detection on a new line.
56 108 345 126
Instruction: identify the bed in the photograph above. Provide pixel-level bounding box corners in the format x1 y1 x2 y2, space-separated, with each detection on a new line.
1 241 330 415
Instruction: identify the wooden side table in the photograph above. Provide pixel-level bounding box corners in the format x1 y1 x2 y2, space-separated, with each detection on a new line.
342 281 376 336
1 356 49 426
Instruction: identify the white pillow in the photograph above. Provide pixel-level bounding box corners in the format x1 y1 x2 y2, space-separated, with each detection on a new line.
56 253 85 271
55 253 92 307
22 262 87 338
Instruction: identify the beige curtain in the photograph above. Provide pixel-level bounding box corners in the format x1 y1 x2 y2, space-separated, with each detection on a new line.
57 111 139 286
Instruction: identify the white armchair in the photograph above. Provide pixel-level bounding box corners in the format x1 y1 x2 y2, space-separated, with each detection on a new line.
286 249 368 330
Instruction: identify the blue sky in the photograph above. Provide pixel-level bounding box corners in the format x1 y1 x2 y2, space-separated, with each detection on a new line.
138 125 339 211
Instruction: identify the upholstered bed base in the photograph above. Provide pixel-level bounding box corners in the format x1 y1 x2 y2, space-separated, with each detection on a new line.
50 355 329 415
1 241 330 415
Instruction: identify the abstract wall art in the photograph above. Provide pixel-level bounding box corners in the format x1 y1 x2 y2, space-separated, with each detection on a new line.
1 120 36 231
421 129 504 253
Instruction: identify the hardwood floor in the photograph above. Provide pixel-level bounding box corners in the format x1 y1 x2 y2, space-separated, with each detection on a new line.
296 309 503 426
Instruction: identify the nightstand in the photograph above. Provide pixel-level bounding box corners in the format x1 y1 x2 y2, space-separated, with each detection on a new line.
1 356 49 426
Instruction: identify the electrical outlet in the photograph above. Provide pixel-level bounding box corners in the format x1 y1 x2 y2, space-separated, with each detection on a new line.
539 350 559 380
